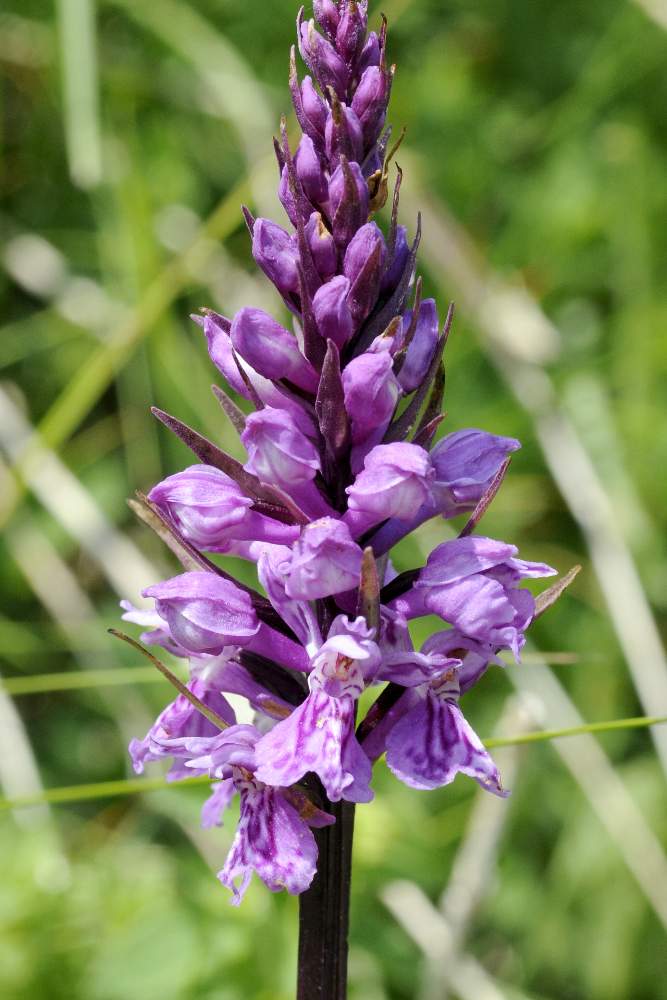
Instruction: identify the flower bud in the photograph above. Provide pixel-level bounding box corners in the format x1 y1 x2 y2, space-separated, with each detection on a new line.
148 465 299 551
345 442 435 533
200 314 317 426
300 74 328 142
381 225 409 295
242 408 321 488
305 212 337 281
149 465 253 548
342 351 401 470
344 221 387 325
396 298 439 392
325 103 364 166
143 572 260 655
285 518 363 600
231 307 319 393
313 276 355 349
295 134 328 207
358 30 381 73
431 429 521 515
352 66 390 146
251 218 300 299
329 157 370 247
336 1 368 65
299 16 349 98
313 0 340 38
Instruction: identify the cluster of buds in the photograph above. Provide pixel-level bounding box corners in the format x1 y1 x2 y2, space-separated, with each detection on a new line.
122 1 556 905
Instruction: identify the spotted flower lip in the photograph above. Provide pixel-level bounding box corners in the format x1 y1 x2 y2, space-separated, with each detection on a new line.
253 616 377 803
123 0 560 907
385 688 508 796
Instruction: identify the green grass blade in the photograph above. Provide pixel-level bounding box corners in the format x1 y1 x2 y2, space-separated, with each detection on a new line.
0 176 251 532
486 714 667 749
0 775 211 811
1 666 164 696
1 715 664 813
56 0 102 188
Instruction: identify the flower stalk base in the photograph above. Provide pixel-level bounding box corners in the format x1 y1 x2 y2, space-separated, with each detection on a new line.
297 797 355 1000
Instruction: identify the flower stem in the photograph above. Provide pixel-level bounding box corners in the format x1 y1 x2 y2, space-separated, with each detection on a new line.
297 797 356 1000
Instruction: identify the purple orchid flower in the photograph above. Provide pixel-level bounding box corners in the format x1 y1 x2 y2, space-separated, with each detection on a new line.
148 465 300 551
385 669 507 796
129 676 236 779
390 537 556 657
122 2 561 931
253 617 378 803
185 724 333 903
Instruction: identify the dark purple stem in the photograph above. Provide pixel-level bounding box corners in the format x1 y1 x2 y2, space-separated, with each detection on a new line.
297 795 355 1000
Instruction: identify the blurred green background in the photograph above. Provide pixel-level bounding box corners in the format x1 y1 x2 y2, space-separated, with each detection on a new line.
1 0 667 997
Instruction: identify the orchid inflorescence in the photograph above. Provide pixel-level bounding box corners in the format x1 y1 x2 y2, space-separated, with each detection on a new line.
121 0 556 906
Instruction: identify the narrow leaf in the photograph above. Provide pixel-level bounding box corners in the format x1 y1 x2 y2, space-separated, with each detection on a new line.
412 365 446 445
387 163 403 255
129 494 216 574
2 666 162 696
459 457 512 538
357 547 380 632
6 714 667 812
151 407 296 522
534 565 582 620
241 204 255 238
108 630 230 731
412 413 445 451
316 340 351 462
0 775 211 811
485 714 667 749
211 384 246 435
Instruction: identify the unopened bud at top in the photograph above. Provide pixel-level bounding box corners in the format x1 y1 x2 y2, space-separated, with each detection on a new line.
335 1 368 66
313 0 341 39
299 15 349 98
